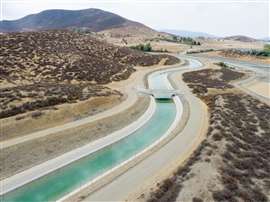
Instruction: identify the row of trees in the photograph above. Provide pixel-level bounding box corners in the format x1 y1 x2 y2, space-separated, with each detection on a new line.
130 43 152 52
171 36 201 45
232 45 270 57
260 44 270 56
130 43 169 53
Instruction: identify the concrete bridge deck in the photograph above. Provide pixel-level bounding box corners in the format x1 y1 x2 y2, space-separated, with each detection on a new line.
135 87 182 99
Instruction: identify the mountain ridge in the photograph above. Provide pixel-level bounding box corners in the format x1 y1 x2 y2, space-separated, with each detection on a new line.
160 29 217 38
0 8 153 33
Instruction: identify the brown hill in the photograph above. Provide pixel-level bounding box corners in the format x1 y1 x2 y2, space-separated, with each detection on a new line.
0 8 129 32
0 8 158 36
0 8 165 45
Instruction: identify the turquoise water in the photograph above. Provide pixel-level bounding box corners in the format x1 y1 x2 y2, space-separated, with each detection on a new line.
2 101 175 202
2 73 177 202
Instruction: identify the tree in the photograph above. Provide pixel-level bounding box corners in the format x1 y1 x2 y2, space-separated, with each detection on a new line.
264 44 270 52
143 43 152 52
172 36 178 41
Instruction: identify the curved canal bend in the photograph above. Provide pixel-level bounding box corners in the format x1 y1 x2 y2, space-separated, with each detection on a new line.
1 64 189 202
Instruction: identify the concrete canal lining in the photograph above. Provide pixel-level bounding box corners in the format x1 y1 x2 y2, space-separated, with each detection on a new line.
0 97 156 196
1 64 184 202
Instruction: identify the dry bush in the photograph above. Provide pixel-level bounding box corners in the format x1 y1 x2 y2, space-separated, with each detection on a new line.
147 68 269 202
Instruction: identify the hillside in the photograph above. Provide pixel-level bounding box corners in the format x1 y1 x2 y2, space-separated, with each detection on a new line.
0 8 157 36
0 30 179 118
223 35 257 42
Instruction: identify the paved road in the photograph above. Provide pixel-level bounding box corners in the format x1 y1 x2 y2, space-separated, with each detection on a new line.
187 54 270 69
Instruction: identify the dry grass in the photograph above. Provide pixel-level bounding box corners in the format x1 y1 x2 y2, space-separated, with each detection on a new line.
1 95 122 141
0 83 120 119
0 30 179 119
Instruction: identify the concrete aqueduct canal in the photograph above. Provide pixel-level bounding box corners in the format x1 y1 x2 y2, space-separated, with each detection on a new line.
1 58 202 202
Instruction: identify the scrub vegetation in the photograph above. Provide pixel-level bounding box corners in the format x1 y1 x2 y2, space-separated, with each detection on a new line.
220 45 270 58
161 35 201 46
130 43 169 53
0 83 121 119
130 43 153 52
147 65 270 201
0 30 179 118
186 49 214 54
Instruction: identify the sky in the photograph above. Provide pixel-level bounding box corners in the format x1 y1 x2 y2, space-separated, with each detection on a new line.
1 0 269 38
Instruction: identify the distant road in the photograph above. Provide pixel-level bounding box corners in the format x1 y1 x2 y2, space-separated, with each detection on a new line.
183 54 270 70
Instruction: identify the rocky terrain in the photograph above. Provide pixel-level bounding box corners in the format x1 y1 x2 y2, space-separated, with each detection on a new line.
147 65 270 202
0 30 179 119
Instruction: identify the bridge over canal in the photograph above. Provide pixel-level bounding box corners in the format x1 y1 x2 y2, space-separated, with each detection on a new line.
136 87 182 99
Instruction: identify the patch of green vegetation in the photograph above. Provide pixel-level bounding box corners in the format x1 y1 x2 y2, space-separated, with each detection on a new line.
160 35 201 46
187 49 214 54
216 62 229 68
130 43 169 52
130 43 152 52
240 45 270 57
260 44 270 56
249 48 270 57
263 44 270 51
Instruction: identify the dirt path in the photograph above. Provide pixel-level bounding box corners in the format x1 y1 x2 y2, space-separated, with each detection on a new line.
234 76 270 105
1 62 180 149
0 93 136 149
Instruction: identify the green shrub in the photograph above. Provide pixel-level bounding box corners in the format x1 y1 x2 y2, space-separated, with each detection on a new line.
143 43 152 52
130 43 152 52
264 44 270 51
216 62 228 68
